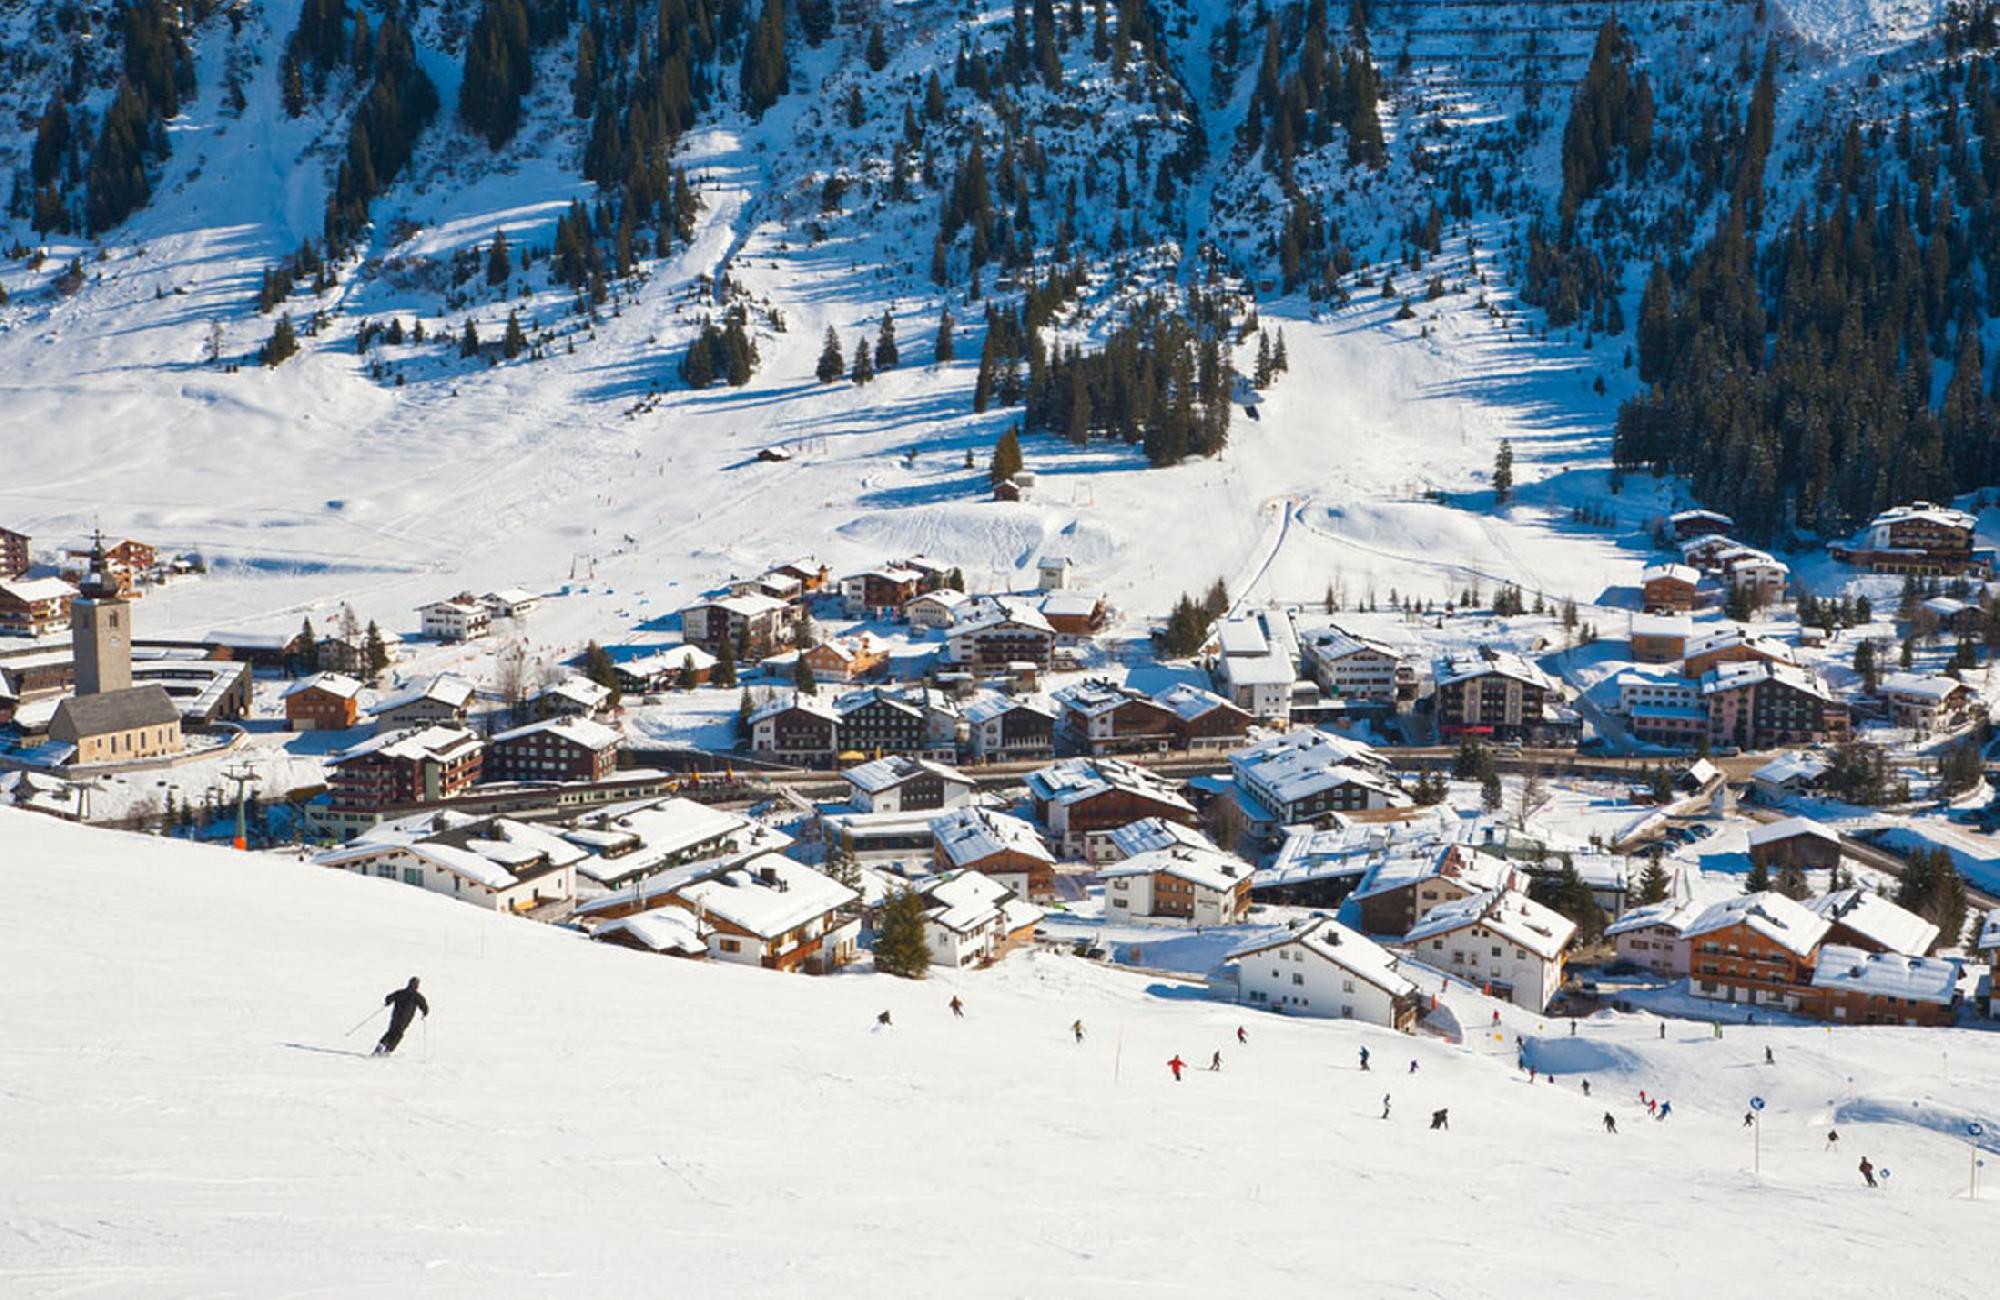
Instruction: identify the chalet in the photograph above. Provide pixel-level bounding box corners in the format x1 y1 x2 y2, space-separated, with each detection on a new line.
1352 843 1515 937
1108 817 1219 861
1040 590 1108 640
640 853 860 973
1605 898 1697 978
1433 646 1572 744
1155 682 1255 750
316 814 582 914
1036 554 1074 590
1679 892 1831 1010
417 595 490 643
729 571 803 603
1668 509 1735 541
1681 625 1797 678
1229 729 1409 833
1402 888 1576 1011
1228 918 1421 1027
992 477 1023 502
486 716 622 784
534 676 614 720
48 686 183 766
374 674 476 729
749 692 841 764
60 537 156 594
1024 757 1196 862
833 686 929 757
1806 946 1959 1027
1747 817 1843 875
481 588 540 621
1640 564 1701 614
766 558 830 592
1831 502 1992 577
590 908 708 959
1919 595 1982 637
962 692 1058 762
202 628 307 669
1100 844 1254 925
932 805 1058 899
0 525 28 579
1627 613 1693 665
1679 533 1740 570
563 798 793 890
327 726 485 810
284 673 364 731
1053 680 1180 756
1805 888 1939 957
914 870 1045 968
0 577 75 637
1751 751 1830 804
1303 627 1411 703
611 645 716 693
1700 661 1847 750
1878 672 1982 736
800 634 890 683
679 593 792 658
1716 548 1789 605
841 754 974 813
840 566 923 618
948 602 1057 670
904 589 970 630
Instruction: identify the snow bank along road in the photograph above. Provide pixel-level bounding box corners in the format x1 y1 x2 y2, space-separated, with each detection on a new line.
2 810 1996 1297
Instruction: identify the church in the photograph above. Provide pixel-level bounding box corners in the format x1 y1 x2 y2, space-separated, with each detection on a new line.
47 535 182 765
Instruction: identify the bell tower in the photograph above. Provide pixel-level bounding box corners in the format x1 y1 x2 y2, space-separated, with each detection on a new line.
72 529 131 696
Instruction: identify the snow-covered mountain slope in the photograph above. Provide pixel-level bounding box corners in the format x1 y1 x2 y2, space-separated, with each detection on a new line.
3 808 1997 1295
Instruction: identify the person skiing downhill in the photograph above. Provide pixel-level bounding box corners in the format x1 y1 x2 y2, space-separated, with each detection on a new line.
1409 1059 1420 1075
1827 1129 1840 1151
1168 1055 1187 1081
875 1010 894 1029
1765 1046 1774 1065
1582 1080 1592 1098
1430 1108 1449 1131
1236 1026 1248 1045
1072 1019 1085 1044
1209 1050 1223 1072
949 996 964 1019
1603 1113 1617 1134
1656 1101 1672 1121
1381 1094 1392 1120
1743 1111 1756 1128
374 978 428 1056
1359 1046 1371 1071
1859 1156 1877 1189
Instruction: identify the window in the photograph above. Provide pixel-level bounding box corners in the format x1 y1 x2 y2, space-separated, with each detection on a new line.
1292 973 1304 986
375 864 396 879
1491 946 1502 957
1342 979 1355 993
402 867 423 887
718 938 742 954
1431 939 1443 950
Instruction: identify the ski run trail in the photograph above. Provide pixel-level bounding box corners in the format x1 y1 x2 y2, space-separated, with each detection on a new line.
2 810 1997 1297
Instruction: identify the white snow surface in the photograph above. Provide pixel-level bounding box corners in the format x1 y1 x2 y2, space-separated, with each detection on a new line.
3 809 1999 1295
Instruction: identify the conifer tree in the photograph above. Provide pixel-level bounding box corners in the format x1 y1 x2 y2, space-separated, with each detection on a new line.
460 319 481 358
793 654 817 695
990 427 1023 484
741 0 790 116
298 617 319 673
487 229 512 287
816 327 845 383
866 24 889 72
935 309 956 362
715 636 738 688
1493 439 1514 502
850 333 875 384
363 620 390 679
875 890 932 978
502 309 526 359
874 311 899 369
261 315 300 366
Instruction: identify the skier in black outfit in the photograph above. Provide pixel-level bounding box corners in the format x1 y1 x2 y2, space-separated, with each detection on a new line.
374 978 428 1056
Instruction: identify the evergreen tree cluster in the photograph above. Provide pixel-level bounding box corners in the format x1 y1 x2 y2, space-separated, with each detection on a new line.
1243 0 1386 173
1158 580 1229 658
681 308 758 387
324 15 439 255
1557 19 1654 224
460 0 570 149
44 1 198 235
1896 847 1970 953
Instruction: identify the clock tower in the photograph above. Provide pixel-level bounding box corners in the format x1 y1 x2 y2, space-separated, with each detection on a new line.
72 530 131 697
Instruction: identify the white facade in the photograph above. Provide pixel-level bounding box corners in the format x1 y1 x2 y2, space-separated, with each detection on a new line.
1615 672 1700 715
419 599 491 643
1403 890 1574 1011
1231 919 1416 1025
904 589 969 630
321 843 575 914
1304 631 1405 702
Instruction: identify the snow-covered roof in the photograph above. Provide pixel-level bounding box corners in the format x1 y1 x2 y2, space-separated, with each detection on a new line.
1052 679 1158 718
1228 917 1417 997
592 908 706 955
675 853 857 939
963 691 1058 725
918 869 1045 936
844 566 923 585
749 690 841 726
1921 596 1968 617
566 798 784 883
1683 625 1798 665
1353 844 1512 902
1108 816 1217 859
1641 563 1701 585
1403 888 1576 960
1230 728 1405 808
284 672 363 701
1038 590 1100 618
1753 751 1830 787
1305 626 1400 662
1100 845 1252 893
1879 672 1972 703
491 715 622 750
1217 652 1297 686
619 645 717 676
329 724 482 766
1746 816 1842 849
0 576 77 603
684 592 789 618
1806 889 1939 957
932 805 1053 868
1215 617 1271 657
1809 945 1958 1005
1153 682 1244 723
1025 757 1193 812
375 673 476 713
951 601 1056 637
1254 823 1392 889
1699 659 1835 703
906 588 970 610
1869 502 1977 532
485 587 537 605
1669 509 1733 526
1977 908 2000 954
1629 613 1694 639
539 676 612 710
842 754 970 795
1604 898 1699 939
1434 645 1556 691
1682 892 1831 957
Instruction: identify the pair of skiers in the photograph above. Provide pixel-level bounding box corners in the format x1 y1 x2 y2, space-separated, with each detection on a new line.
1429 1109 1449 1131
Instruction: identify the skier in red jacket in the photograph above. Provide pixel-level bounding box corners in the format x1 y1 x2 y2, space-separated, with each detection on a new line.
1168 1055 1187 1081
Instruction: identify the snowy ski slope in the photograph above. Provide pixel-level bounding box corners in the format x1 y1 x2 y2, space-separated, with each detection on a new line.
2 810 1996 1296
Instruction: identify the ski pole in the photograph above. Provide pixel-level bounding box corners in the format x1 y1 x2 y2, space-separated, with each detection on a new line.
422 1016 430 1063
343 1006 384 1038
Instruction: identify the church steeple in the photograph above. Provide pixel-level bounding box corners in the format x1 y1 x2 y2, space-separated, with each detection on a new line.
73 526 131 696
78 527 119 602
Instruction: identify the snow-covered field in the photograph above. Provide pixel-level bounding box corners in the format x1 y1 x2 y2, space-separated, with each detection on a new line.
3 810 1997 1296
